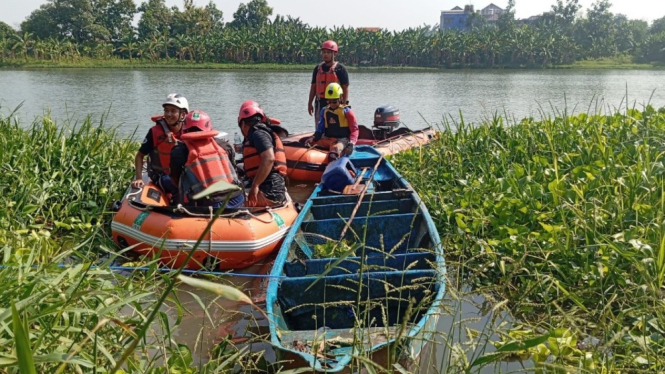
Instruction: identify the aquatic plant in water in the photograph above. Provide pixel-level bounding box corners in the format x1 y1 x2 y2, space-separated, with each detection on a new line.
393 103 665 372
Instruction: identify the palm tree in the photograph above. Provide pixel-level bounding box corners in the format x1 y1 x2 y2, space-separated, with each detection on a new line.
118 39 138 62
11 32 33 61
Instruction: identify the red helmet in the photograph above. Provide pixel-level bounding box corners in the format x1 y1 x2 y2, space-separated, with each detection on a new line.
238 103 265 125
240 100 260 110
183 110 213 132
321 40 338 53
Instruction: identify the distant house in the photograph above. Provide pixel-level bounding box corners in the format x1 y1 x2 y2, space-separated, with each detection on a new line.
480 3 504 22
440 5 474 31
517 15 543 26
356 27 381 32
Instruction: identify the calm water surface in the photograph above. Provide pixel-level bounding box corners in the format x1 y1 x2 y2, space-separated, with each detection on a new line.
2 69 665 139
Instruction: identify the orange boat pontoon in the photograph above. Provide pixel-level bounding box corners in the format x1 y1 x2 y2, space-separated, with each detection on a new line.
283 125 436 182
111 182 298 270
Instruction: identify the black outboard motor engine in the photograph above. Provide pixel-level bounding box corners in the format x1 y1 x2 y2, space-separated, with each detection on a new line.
373 105 400 139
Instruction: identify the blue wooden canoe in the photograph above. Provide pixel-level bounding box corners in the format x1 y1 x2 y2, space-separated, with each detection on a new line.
266 146 446 372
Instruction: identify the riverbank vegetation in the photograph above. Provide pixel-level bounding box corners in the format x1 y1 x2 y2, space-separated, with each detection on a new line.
2 102 665 372
393 103 665 372
1 0 665 69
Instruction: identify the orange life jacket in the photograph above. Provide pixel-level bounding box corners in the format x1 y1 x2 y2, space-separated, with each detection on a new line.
242 124 287 178
179 130 239 204
148 116 181 178
315 61 339 99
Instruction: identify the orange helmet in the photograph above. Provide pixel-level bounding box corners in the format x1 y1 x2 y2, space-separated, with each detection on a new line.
183 110 213 132
240 100 261 110
238 102 265 125
321 40 338 53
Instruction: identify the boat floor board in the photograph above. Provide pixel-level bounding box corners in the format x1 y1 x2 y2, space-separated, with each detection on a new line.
278 269 439 330
301 213 424 253
283 252 436 278
278 325 413 350
310 190 412 206
310 198 416 221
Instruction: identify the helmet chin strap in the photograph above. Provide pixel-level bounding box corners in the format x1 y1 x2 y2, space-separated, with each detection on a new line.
177 112 187 123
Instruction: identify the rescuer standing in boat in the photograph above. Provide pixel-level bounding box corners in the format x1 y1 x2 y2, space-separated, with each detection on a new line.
307 40 349 127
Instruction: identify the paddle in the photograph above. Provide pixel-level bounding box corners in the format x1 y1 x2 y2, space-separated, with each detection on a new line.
337 156 383 242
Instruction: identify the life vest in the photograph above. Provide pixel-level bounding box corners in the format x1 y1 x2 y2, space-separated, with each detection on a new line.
147 116 181 178
179 130 240 204
323 105 351 139
242 124 288 179
315 61 339 99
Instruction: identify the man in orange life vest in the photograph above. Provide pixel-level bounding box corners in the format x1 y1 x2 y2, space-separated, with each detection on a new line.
170 110 245 208
307 40 349 127
238 102 288 207
131 94 188 197
306 83 359 162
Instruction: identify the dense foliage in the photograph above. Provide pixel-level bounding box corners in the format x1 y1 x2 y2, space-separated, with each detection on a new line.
1 0 664 67
393 105 665 371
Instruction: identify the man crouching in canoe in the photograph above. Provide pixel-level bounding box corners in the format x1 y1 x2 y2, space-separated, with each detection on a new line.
306 82 359 162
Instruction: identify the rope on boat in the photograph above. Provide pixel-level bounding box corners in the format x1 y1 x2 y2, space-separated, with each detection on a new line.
174 204 246 218
0 264 287 279
208 206 213 255
286 142 320 181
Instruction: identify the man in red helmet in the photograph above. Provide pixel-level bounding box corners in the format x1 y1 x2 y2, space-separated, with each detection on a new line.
238 102 288 207
170 110 245 208
307 40 349 127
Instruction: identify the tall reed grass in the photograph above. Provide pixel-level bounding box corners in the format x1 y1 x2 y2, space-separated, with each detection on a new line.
0 109 136 256
0 111 256 373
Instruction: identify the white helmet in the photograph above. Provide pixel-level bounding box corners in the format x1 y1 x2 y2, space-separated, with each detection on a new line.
162 93 189 112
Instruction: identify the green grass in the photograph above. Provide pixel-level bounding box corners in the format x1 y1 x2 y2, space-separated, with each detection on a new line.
0 57 315 70
3 56 662 70
556 56 662 69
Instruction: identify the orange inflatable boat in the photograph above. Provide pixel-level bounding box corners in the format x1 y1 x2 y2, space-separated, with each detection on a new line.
283 125 437 182
111 182 298 270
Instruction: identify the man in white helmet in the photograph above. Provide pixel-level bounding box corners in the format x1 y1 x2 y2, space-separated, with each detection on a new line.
131 94 189 200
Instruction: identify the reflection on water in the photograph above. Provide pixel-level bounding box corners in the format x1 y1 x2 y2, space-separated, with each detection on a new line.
1 69 664 140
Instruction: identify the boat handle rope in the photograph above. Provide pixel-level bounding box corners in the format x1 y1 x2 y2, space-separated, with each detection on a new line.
0 264 287 279
286 143 319 181
174 204 246 218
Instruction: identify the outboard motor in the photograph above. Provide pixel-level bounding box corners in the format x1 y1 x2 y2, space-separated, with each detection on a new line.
373 105 401 139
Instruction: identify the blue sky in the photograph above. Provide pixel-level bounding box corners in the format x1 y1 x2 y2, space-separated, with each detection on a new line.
2 0 663 31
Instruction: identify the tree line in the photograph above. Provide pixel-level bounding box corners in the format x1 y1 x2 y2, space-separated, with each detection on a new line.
1 0 665 67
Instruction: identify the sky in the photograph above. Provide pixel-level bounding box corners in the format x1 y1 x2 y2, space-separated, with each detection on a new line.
2 0 664 32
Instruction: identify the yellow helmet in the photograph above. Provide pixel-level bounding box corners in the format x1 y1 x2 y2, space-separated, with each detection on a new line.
324 82 343 100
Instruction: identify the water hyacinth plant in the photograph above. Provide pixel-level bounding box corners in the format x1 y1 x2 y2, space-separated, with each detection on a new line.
392 104 665 372
0 109 136 257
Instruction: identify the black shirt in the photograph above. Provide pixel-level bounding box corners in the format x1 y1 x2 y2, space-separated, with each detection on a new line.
170 142 189 186
138 128 156 155
311 62 350 106
246 127 287 202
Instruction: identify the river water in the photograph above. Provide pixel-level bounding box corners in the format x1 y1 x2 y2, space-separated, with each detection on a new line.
3 68 664 372
2 68 665 140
